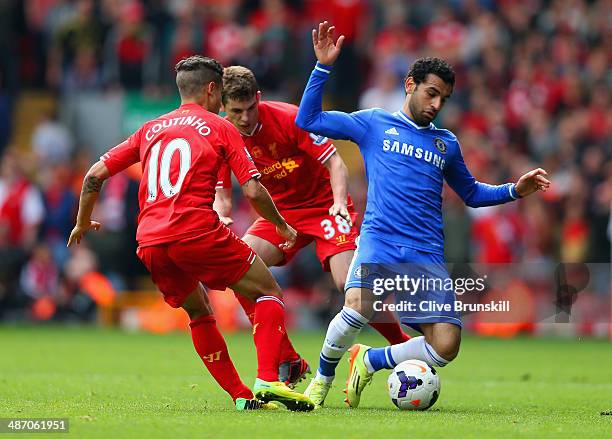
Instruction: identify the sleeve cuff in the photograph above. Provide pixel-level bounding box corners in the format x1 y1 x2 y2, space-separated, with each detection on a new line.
314 62 333 74
509 184 521 200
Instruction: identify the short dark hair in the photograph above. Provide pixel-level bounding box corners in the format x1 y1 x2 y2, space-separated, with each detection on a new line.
406 57 455 88
175 55 224 98
222 66 259 104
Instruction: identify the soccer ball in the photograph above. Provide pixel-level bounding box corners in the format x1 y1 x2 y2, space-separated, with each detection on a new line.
387 359 440 410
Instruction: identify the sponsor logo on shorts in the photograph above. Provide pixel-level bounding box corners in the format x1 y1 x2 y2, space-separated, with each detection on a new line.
335 235 348 245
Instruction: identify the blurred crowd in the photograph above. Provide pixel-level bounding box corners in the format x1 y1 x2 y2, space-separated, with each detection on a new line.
0 0 609 324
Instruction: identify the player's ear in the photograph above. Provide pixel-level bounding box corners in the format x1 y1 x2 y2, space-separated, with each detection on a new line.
255 90 262 104
405 77 416 95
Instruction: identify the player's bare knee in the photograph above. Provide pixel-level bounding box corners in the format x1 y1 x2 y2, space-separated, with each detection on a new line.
430 334 461 363
257 272 283 297
265 282 283 298
344 289 374 320
181 284 213 319
182 301 213 320
250 277 283 300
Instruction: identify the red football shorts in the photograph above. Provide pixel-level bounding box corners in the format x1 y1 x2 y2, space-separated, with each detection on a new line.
245 204 358 271
136 223 256 308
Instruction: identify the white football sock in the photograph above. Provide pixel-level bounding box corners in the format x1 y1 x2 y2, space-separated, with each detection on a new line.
317 307 369 379
389 336 450 368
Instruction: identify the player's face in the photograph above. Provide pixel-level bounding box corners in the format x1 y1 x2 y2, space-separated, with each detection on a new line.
405 74 452 126
223 92 261 135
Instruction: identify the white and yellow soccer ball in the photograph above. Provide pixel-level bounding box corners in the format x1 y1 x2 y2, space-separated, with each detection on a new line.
387 359 440 410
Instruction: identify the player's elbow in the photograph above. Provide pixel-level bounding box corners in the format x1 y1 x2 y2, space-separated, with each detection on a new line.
295 111 317 131
241 178 265 201
86 161 110 181
463 197 479 208
294 114 308 130
463 195 490 208
459 188 480 208
325 153 348 176
334 157 349 176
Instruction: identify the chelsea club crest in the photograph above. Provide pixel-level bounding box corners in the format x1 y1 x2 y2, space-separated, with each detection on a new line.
434 138 447 154
354 265 370 279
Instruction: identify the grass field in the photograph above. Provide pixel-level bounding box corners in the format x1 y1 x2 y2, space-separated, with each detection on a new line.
1 326 611 438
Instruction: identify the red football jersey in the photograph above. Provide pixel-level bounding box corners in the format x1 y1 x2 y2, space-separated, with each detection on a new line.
101 103 260 246
218 101 338 210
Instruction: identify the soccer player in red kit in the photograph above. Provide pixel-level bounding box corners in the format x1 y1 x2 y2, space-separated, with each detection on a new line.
67 56 314 412
216 66 410 396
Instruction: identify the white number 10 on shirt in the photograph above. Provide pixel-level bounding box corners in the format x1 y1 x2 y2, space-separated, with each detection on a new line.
147 138 192 201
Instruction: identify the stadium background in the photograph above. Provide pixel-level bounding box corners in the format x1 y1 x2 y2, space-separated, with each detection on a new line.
0 0 609 338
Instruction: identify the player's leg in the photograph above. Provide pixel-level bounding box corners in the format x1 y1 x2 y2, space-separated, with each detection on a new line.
305 232 381 407
363 323 461 373
329 250 410 344
304 285 374 407
344 323 460 408
362 250 461 373
181 283 257 405
137 245 266 410
230 255 314 411
233 233 307 386
232 234 283 324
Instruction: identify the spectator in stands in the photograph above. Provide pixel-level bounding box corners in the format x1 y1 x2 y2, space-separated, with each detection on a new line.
31 110 74 165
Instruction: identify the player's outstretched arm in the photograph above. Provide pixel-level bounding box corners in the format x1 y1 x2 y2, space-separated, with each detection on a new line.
241 178 297 250
323 152 352 225
445 147 551 207
67 161 109 247
295 21 368 143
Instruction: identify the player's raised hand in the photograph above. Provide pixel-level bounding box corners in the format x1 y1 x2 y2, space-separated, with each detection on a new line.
329 202 352 227
515 168 551 197
67 221 101 247
312 21 345 66
276 222 298 250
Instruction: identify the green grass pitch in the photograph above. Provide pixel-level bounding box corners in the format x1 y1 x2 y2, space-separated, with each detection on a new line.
1 326 611 438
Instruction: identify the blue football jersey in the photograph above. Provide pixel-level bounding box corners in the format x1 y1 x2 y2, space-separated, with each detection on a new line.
296 62 519 255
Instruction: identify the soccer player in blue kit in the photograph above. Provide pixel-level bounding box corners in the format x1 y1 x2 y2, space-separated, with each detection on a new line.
296 21 551 408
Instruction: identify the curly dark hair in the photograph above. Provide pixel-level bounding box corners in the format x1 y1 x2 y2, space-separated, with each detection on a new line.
406 57 455 88
175 55 224 98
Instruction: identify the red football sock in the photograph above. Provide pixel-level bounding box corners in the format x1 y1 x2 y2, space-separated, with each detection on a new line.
235 291 299 363
252 296 287 381
369 308 411 344
189 315 253 401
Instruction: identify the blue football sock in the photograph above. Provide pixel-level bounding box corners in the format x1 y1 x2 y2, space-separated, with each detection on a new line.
365 346 397 372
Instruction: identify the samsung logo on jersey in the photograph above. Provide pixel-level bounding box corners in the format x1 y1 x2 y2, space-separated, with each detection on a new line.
382 139 446 170
145 116 211 141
